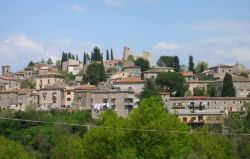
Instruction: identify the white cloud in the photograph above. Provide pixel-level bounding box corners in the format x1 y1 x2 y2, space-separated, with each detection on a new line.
104 0 122 7
193 19 250 33
154 41 179 50
0 35 101 71
71 4 88 13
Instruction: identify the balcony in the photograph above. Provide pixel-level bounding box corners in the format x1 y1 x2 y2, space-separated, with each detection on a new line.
124 102 134 106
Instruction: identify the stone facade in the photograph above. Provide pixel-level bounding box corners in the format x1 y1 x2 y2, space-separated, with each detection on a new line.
35 73 65 90
208 64 233 79
91 90 137 118
112 78 145 94
0 76 20 91
38 86 65 110
62 59 82 75
123 66 141 79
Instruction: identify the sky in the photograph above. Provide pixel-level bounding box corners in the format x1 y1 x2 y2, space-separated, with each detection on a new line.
0 0 250 71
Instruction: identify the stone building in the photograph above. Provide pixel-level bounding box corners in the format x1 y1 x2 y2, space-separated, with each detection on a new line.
144 67 174 79
35 72 65 90
38 85 65 110
62 59 83 75
123 66 141 79
112 78 145 94
208 64 233 79
91 90 137 118
0 89 38 111
0 76 20 91
181 71 199 81
72 85 97 110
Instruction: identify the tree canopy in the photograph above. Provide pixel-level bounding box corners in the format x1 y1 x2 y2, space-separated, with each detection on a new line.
195 61 208 73
135 57 150 72
222 73 236 97
140 79 160 99
156 72 188 97
85 62 106 85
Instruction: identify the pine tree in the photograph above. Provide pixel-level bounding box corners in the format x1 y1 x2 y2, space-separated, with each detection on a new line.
47 58 53 65
111 48 114 60
188 55 195 72
106 50 110 61
92 47 102 61
76 54 79 61
90 52 93 63
222 73 236 97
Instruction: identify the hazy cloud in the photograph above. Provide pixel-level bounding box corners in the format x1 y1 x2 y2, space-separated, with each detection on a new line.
104 0 122 7
71 4 88 13
193 19 250 33
154 41 179 51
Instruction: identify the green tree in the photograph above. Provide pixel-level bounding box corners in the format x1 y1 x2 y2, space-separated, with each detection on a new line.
92 47 102 61
83 52 87 64
106 50 110 61
135 57 150 72
127 55 134 61
240 72 249 78
222 73 236 97
195 61 208 73
0 136 32 159
156 72 188 97
174 56 180 72
47 58 53 65
27 61 34 67
51 135 84 159
194 86 206 96
20 79 35 89
188 55 195 72
207 85 217 97
111 48 114 60
85 62 101 85
140 79 159 99
76 54 79 61
157 56 180 72
99 60 106 82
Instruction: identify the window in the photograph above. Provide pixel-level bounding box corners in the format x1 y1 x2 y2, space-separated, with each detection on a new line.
222 69 224 73
0 96 1 101
233 101 235 104
183 117 187 122
207 101 209 106
215 101 216 104
103 99 108 103
48 79 50 84
40 80 42 84
67 98 71 101
67 91 71 95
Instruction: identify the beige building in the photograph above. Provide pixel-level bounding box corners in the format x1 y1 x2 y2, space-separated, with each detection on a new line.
38 85 65 110
0 76 20 91
144 67 174 79
123 66 141 79
72 85 97 110
64 87 75 108
208 64 233 79
62 59 83 75
0 89 38 111
181 71 199 81
35 72 65 90
112 78 145 94
91 90 137 118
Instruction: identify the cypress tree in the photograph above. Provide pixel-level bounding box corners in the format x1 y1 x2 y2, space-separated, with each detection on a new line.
92 47 102 61
111 48 114 60
188 55 195 72
106 50 110 61
76 54 79 61
173 56 180 72
83 52 86 64
99 55 106 82
222 73 236 97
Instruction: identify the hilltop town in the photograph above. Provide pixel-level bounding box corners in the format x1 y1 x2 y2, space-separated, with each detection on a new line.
1 46 250 128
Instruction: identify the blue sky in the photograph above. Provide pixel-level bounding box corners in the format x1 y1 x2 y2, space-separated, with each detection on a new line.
0 0 250 71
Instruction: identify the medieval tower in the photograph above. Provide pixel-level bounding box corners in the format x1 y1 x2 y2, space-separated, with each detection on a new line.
123 47 132 60
143 51 152 67
2 65 11 77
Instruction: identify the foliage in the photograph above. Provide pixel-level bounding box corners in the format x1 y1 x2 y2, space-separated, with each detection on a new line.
85 62 106 85
47 58 53 65
106 50 110 61
188 55 195 72
83 96 192 159
222 73 236 97
195 61 208 73
111 48 114 60
156 72 188 97
27 61 34 67
92 47 102 61
194 86 206 96
157 56 180 72
0 136 33 159
127 55 134 61
240 72 249 78
135 57 150 72
207 85 217 97
63 72 75 82
140 79 160 99
20 79 35 89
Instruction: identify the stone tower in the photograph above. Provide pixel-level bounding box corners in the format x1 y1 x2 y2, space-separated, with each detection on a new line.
123 47 132 60
143 51 152 67
2 65 11 77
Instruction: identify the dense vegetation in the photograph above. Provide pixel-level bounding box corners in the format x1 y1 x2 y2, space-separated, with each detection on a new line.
0 97 250 158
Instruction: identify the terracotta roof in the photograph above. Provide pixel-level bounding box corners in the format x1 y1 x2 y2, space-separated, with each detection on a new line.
161 92 170 95
74 85 97 90
36 72 64 77
113 78 145 84
187 80 219 84
181 71 197 77
170 96 250 100
0 76 17 81
123 66 141 69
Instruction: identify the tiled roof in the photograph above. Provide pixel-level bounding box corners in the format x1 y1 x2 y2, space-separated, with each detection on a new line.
74 85 97 90
209 64 233 69
113 78 145 84
161 92 170 95
181 71 197 77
